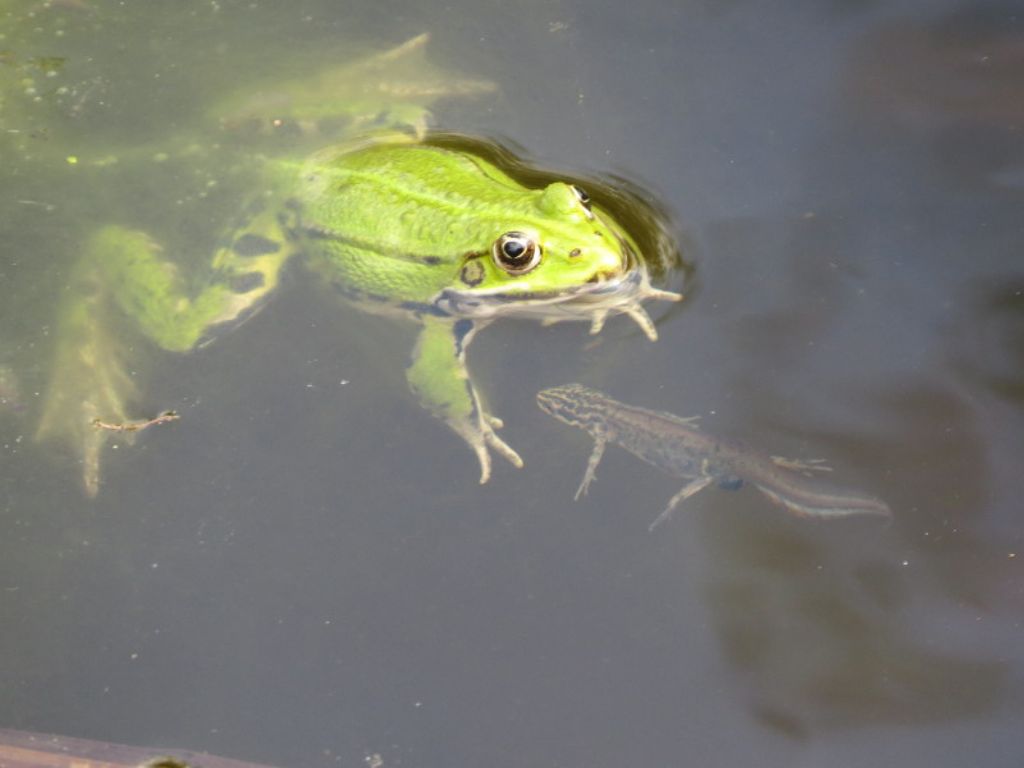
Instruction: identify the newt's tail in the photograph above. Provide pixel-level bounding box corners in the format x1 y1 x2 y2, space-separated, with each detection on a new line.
752 480 891 519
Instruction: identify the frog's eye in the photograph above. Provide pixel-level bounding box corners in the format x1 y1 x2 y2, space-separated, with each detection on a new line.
493 231 541 274
571 185 592 210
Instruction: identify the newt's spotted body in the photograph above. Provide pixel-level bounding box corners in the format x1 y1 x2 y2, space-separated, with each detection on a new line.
537 384 891 530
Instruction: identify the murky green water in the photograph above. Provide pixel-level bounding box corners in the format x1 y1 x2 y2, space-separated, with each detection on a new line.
2 1 1022 767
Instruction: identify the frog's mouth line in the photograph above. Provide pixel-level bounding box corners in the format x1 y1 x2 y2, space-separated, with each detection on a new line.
433 265 681 342
434 267 640 316
430 234 682 339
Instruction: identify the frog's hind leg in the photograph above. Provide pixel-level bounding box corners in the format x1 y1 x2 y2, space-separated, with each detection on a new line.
95 212 291 355
35 267 140 496
37 216 292 495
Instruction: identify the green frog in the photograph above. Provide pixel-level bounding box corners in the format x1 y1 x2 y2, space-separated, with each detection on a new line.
30 35 682 495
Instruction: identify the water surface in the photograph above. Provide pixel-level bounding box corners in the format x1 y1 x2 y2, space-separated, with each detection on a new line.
1 1 1021 767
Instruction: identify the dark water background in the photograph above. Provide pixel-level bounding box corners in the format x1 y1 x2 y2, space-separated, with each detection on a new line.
1 1 1022 766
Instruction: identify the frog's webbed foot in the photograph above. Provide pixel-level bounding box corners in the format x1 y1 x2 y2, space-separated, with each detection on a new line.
770 455 833 475
459 412 524 485
36 325 143 497
588 285 682 341
206 206 293 338
343 34 495 138
35 231 147 494
350 103 432 140
211 32 495 141
406 316 524 484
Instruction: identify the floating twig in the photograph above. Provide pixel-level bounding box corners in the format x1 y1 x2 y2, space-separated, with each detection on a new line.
92 410 179 433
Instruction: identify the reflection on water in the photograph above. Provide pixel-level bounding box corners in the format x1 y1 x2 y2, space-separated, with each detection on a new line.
2 1 1023 767
706 521 1004 735
681 214 1012 737
689 3 1024 745
848 7 1024 129
948 278 1024 405
845 5 1024 190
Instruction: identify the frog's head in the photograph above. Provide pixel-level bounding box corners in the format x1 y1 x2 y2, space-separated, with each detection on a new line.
436 179 682 340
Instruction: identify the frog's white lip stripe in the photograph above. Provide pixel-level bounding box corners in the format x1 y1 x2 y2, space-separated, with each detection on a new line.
434 271 630 313
433 266 682 339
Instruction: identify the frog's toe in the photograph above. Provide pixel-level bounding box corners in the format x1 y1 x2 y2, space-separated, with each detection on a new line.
625 305 659 341
467 416 523 483
485 428 524 470
382 104 433 139
474 442 493 485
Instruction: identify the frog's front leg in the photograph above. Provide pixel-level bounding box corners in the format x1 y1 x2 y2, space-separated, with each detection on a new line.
38 214 291 495
405 316 523 483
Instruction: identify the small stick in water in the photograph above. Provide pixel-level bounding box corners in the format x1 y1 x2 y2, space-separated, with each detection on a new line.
92 410 180 433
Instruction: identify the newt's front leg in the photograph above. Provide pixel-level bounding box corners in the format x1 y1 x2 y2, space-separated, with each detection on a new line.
405 315 523 483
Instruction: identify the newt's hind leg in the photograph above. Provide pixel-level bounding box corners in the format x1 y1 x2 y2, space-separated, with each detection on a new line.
648 475 715 532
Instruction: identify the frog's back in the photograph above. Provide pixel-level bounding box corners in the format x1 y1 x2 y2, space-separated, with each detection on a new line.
301 143 525 242
296 143 526 303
